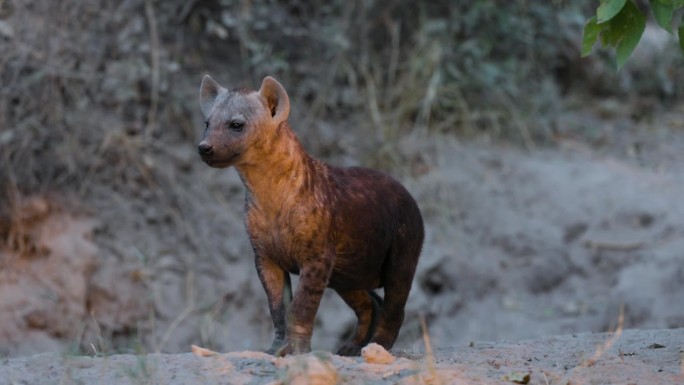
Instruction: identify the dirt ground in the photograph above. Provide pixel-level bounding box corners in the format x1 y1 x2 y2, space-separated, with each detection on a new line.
1 329 682 384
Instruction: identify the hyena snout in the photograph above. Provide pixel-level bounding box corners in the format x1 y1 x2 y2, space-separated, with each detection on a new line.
198 141 213 156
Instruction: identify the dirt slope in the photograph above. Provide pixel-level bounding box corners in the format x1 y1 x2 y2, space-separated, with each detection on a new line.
1 130 684 358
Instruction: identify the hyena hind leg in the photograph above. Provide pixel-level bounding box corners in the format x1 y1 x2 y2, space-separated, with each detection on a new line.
370 235 422 350
335 289 382 356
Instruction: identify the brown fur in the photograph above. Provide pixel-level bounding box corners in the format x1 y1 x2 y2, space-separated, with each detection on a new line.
198 75 424 356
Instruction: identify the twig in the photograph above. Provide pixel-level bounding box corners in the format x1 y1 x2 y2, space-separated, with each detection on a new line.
495 89 535 151
144 0 160 139
176 0 199 23
583 239 644 251
302 2 355 131
3 163 27 255
237 0 253 82
580 304 624 367
385 15 401 90
362 65 385 143
301 58 340 130
157 269 196 352
413 63 442 136
420 315 442 385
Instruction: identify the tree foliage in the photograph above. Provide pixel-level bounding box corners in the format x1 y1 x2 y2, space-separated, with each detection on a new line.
583 0 684 69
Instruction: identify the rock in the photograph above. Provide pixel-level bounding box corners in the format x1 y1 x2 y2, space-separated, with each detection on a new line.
362 343 396 364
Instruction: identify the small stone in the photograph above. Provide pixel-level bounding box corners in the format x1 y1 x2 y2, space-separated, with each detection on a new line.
191 345 219 357
361 343 395 364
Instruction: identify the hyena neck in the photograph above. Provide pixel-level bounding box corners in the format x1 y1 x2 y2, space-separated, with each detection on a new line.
236 122 324 213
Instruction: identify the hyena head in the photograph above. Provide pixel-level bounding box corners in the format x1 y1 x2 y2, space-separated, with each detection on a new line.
198 75 290 168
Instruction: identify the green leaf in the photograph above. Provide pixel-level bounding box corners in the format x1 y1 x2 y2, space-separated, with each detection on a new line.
601 24 622 47
597 0 628 23
614 1 646 70
651 0 674 32
582 16 602 57
581 0 684 67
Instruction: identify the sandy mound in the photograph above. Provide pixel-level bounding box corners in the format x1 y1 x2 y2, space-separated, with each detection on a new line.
0 198 97 356
0 197 147 357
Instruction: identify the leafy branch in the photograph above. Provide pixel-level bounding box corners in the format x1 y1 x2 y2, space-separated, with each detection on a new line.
582 0 684 69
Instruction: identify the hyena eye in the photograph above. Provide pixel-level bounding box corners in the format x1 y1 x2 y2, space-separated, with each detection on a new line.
204 121 209 129
229 121 245 132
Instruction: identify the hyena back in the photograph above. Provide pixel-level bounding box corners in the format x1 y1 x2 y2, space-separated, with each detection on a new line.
198 75 424 356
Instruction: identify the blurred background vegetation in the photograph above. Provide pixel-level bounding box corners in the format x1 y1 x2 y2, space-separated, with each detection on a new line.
1 0 684 354
2 0 683 214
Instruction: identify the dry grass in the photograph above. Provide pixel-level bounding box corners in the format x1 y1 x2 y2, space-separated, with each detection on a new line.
579 304 625 368
0 0 201 254
419 315 442 385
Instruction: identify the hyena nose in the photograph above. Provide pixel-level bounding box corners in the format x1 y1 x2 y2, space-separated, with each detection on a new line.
198 142 213 156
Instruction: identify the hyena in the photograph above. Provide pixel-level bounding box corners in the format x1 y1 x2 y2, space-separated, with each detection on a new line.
198 75 424 356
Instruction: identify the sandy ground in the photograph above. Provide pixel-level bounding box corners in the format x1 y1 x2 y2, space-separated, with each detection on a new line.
1 329 682 384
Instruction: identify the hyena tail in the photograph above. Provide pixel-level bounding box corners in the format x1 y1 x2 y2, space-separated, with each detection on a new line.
335 289 384 356
365 290 383 344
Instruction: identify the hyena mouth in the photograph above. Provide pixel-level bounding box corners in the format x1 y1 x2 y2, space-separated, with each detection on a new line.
203 152 241 168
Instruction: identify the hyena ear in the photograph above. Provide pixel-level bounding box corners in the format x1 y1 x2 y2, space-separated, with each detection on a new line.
258 76 290 124
199 75 225 118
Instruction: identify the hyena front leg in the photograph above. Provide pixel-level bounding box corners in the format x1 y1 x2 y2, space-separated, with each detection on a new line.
255 256 292 354
275 253 334 356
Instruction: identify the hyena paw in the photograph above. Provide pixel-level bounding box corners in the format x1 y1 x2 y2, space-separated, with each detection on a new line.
336 342 363 356
266 336 311 356
265 338 288 355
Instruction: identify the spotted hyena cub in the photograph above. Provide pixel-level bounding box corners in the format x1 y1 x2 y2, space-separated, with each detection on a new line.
198 75 424 356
